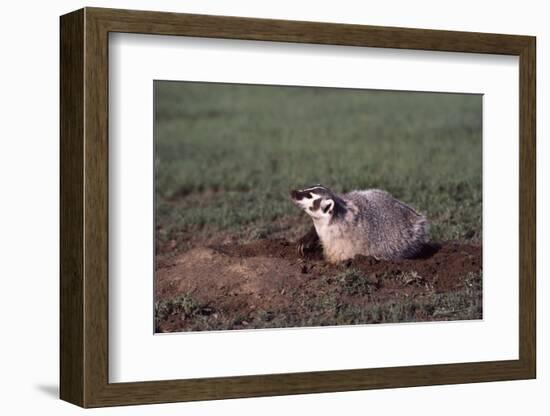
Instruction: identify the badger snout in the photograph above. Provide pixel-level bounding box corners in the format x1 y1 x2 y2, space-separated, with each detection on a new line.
290 189 300 200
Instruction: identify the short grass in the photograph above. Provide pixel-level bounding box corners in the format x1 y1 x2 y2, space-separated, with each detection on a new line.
155 81 482 247
155 271 482 332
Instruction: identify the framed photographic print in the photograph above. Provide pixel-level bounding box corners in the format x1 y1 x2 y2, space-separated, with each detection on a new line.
60 7 536 408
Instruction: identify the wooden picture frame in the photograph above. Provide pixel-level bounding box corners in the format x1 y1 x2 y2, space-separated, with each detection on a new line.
60 7 536 408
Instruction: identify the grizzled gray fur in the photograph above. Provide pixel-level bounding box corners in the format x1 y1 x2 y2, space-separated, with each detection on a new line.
290 184 427 263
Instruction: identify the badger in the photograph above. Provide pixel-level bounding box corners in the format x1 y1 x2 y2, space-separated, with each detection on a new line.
290 184 427 263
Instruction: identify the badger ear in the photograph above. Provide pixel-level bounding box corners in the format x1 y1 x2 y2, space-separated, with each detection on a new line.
321 198 334 214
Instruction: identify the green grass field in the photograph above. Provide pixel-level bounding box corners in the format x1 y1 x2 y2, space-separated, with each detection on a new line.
154 81 483 331
155 81 482 247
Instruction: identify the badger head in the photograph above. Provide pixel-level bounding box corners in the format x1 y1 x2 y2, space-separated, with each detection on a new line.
290 184 338 221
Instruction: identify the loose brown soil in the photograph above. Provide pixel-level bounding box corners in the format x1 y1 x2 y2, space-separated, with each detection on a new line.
155 237 482 333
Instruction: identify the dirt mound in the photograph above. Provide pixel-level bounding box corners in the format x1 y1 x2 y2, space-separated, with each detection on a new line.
349 242 480 292
211 238 300 260
155 238 482 332
210 239 480 292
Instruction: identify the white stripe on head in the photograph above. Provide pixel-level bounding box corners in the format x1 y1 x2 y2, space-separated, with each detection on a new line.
302 185 328 193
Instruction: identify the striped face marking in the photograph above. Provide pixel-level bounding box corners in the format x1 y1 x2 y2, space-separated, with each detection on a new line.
290 185 335 220
312 197 322 211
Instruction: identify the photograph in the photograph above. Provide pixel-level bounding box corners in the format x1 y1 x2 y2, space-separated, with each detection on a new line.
153 81 483 333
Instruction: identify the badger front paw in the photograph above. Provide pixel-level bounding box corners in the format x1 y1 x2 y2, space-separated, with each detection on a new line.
297 226 320 258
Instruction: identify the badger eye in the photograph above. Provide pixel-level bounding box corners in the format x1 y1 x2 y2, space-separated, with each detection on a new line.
306 193 313 199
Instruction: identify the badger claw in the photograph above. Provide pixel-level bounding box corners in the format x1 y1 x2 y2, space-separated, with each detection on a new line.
296 226 320 258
